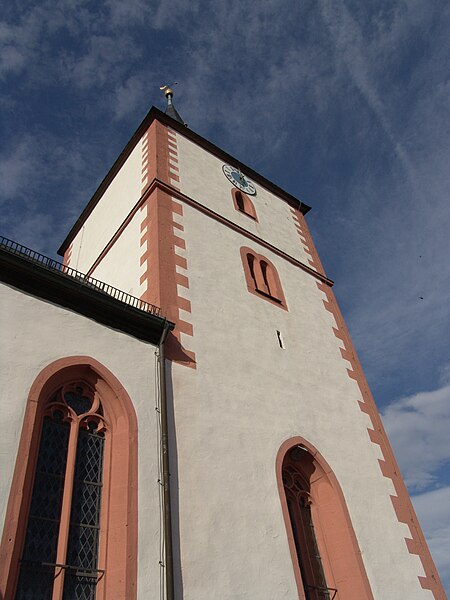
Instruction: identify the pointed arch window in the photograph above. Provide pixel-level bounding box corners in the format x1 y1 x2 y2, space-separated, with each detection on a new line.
240 247 287 310
231 188 258 221
277 439 374 600
0 358 138 600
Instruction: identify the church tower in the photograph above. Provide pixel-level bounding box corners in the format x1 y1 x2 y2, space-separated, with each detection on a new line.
2 90 443 599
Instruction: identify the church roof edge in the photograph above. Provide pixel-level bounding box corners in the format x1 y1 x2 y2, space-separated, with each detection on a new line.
58 106 311 256
1 240 174 344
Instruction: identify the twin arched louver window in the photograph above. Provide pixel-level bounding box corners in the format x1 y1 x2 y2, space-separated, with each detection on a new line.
15 384 104 600
240 247 287 309
232 189 258 221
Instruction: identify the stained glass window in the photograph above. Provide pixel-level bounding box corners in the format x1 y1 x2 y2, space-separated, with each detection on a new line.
63 426 104 600
14 384 105 600
15 414 69 599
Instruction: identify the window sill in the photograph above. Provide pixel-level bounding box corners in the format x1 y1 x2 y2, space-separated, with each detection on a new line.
238 209 257 221
255 288 282 304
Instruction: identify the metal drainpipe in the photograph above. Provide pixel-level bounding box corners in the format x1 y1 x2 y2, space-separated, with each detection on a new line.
158 321 174 600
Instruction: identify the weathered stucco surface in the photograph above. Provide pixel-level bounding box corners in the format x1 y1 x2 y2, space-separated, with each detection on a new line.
164 130 433 599
0 283 162 599
69 139 143 274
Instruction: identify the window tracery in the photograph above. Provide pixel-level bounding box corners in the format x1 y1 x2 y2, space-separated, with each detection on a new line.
0 358 138 600
15 382 106 600
277 438 373 600
282 462 330 600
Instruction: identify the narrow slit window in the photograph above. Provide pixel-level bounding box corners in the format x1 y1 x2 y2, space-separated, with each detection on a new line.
276 330 285 349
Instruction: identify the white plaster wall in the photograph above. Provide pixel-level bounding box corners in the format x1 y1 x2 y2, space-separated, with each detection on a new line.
69 140 143 274
176 133 311 267
89 207 145 299
0 284 161 599
169 202 432 600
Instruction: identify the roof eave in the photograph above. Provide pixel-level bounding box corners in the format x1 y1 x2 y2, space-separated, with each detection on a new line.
58 106 311 256
1 247 173 345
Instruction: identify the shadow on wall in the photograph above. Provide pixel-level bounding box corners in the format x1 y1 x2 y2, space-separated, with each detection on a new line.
165 360 184 597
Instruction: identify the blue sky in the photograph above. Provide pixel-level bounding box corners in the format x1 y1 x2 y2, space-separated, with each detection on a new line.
1 0 449 592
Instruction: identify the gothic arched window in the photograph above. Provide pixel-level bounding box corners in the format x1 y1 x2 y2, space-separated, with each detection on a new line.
0 357 138 600
277 438 374 600
241 247 288 310
232 189 258 221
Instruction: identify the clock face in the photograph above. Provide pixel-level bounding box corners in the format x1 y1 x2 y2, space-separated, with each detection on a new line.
222 165 257 195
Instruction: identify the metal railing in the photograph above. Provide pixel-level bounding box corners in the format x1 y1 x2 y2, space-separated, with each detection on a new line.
20 560 105 580
306 585 338 600
1 236 161 317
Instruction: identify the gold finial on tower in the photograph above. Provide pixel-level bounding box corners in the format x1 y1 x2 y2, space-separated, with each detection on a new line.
160 83 178 99
159 83 185 125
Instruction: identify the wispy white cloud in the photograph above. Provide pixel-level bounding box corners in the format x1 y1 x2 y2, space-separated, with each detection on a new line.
0 138 38 200
105 0 153 26
0 128 107 255
382 381 450 587
0 43 27 77
310 3 450 396
153 1 336 160
438 362 450 386
381 384 450 491
61 34 142 90
0 2 144 101
5 212 57 254
113 74 149 120
317 0 417 184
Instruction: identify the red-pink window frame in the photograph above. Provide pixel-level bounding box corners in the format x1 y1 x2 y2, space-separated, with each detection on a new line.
276 437 374 600
0 356 138 600
240 246 288 310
